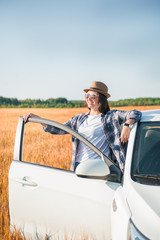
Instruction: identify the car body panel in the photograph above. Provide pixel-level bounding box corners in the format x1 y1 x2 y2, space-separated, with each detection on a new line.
141 110 160 122
9 160 119 239
127 181 160 240
111 186 131 240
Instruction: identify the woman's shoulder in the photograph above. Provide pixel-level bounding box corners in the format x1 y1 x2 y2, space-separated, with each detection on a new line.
104 109 118 116
71 112 88 122
103 109 123 120
107 109 117 114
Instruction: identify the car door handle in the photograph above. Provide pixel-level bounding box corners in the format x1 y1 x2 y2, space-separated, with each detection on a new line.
16 177 38 187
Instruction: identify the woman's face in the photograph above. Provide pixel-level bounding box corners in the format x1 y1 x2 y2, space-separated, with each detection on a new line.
85 90 99 110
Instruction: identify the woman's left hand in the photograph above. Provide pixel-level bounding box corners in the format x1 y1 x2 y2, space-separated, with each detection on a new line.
120 126 131 144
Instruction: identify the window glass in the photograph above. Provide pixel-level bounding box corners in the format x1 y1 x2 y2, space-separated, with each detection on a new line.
131 122 160 184
23 122 72 170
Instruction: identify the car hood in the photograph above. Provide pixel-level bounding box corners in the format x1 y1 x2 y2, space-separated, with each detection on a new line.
127 181 160 239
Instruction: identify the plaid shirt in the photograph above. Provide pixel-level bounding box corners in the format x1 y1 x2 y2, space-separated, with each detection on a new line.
44 110 141 172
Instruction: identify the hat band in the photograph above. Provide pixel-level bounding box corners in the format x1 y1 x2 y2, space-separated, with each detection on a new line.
90 87 105 93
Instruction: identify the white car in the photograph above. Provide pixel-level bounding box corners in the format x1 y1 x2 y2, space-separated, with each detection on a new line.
9 110 160 240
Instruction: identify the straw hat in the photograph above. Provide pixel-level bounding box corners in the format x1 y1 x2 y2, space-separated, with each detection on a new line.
83 81 111 99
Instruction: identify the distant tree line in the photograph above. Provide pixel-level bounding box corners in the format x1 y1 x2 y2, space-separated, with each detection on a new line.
109 97 160 107
0 96 87 108
0 96 160 108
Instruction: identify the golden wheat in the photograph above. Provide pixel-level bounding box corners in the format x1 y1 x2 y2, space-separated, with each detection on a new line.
0 106 159 239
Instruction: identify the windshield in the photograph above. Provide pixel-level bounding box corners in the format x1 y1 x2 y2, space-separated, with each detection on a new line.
131 122 160 185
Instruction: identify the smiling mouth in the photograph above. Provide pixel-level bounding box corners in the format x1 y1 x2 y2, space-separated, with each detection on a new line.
87 101 93 105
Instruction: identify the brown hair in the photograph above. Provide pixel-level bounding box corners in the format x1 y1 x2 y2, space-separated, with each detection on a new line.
98 93 110 115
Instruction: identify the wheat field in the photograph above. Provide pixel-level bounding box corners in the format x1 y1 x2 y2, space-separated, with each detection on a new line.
0 106 159 240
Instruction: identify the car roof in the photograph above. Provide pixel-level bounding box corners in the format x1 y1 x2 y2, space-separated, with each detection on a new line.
141 109 160 122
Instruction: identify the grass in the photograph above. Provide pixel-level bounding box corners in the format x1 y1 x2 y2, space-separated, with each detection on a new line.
0 106 159 239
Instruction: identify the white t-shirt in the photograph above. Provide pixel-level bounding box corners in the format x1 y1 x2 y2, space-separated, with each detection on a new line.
76 114 111 163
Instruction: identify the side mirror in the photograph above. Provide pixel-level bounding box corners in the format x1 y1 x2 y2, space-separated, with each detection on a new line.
75 159 110 179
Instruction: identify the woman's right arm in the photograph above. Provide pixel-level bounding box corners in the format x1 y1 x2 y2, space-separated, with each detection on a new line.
43 117 74 135
23 113 64 134
23 113 47 128
23 113 78 135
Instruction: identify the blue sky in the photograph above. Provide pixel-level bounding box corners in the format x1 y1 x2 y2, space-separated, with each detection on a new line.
0 0 160 101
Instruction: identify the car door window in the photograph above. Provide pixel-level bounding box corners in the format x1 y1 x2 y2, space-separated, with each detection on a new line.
23 121 72 170
131 122 160 184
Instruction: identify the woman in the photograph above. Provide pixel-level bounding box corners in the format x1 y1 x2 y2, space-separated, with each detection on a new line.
23 81 141 172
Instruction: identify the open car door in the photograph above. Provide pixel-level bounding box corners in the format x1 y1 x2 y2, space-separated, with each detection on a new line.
9 117 121 240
